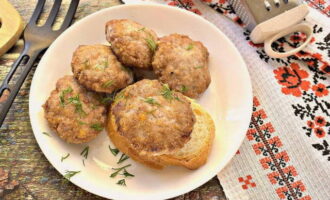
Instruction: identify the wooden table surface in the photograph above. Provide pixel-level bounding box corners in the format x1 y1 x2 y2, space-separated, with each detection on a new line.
0 0 227 199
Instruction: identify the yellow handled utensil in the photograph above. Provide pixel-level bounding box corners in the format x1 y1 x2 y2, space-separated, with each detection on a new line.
0 0 24 56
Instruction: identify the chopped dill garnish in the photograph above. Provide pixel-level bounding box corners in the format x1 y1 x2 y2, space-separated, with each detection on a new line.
94 59 108 70
64 170 80 180
143 97 160 106
180 85 188 93
116 179 126 186
101 96 114 104
78 120 87 125
194 65 204 69
110 164 131 178
80 146 89 159
138 27 145 31
117 153 129 164
42 132 51 137
109 145 119 156
186 44 194 50
61 153 70 162
101 80 114 88
68 94 86 116
90 123 103 131
160 84 180 101
59 87 73 106
145 38 157 52
122 169 134 178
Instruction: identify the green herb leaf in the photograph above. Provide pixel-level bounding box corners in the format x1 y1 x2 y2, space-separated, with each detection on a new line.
90 123 103 131
138 27 145 31
78 120 87 125
110 164 131 178
160 84 180 101
101 96 114 104
59 87 73 106
94 59 108 70
101 80 114 88
64 170 80 180
122 169 135 178
68 95 86 116
42 132 51 137
80 146 89 159
116 179 126 186
82 159 86 166
117 153 129 164
145 38 157 52
143 97 160 106
194 65 204 69
186 44 194 50
61 153 70 162
109 145 119 156
180 85 188 93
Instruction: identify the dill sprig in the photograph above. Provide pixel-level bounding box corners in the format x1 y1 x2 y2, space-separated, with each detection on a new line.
59 87 73 106
80 146 89 159
64 170 80 180
110 164 131 178
68 94 86 116
121 169 134 178
42 132 51 137
101 80 114 88
117 153 129 164
194 65 204 69
143 97 160 106
90 123 103 131
109 145 119 156
116 179 126 186
186 43 194 50
61 153 70 162
94 59 108 70
161 84 180 101
145 38 157 52
180 85 188 93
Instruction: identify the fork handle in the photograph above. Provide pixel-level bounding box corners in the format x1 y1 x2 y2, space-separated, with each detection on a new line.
0 45 42 127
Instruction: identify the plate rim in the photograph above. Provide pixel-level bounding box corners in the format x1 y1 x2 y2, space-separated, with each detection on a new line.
29 3 253 200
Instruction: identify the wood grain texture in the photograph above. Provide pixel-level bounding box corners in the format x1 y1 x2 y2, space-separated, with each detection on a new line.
0 0 227 199
0 0 24 57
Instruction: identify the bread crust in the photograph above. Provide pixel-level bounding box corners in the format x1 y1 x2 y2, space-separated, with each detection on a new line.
107 96 215 170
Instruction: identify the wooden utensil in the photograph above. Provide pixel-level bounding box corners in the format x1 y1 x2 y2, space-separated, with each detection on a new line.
0 0 24 57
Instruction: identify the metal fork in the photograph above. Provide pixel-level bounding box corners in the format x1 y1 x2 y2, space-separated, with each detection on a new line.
0 0 79 126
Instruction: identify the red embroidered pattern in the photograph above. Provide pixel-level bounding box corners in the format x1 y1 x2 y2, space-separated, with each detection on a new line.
247 97 311 200
238 175 256 190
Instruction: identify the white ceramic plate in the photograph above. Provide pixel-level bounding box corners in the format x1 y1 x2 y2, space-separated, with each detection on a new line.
29 4 252 200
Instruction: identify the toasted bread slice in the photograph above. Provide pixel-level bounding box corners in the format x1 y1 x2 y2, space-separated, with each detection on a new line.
158 100 215 169
106 99 215 170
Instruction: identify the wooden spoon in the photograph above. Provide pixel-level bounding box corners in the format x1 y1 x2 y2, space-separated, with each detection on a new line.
0 0 24 57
